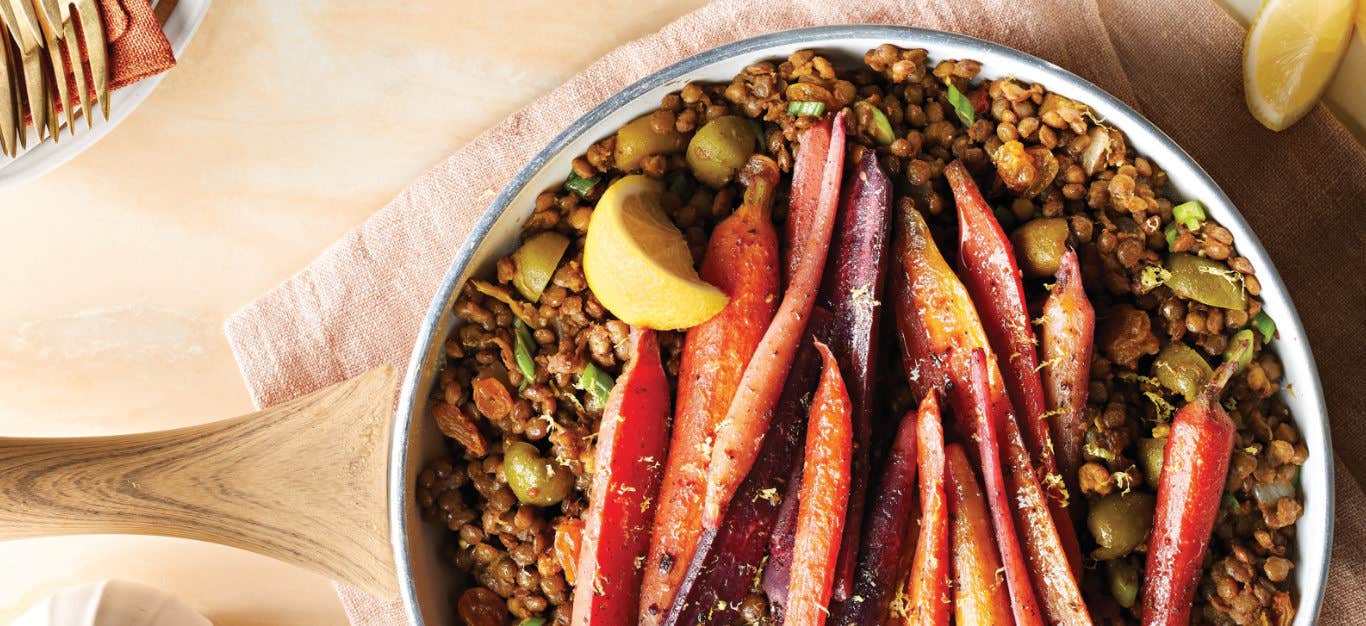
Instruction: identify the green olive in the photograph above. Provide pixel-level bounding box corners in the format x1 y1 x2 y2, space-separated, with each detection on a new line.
1010 217 1070 278
503 441 574 507
1088 491 1157 560
511 231 571 302
614 114 686 171
686 116 758 188
1152 342 1214 402
1165 253 1247 310
1137 437 1167 484
1106 559 1140 608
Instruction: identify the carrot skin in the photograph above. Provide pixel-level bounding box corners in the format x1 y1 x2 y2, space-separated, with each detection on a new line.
1142 363 1239 626
820 150 894 602
703 111 848 528
945 443 1014 626
639 157 782 623
663 308 834 626
571 328 673 626
783 342 853 626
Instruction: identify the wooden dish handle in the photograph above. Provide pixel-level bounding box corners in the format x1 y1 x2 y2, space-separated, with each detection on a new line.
0 366 400 598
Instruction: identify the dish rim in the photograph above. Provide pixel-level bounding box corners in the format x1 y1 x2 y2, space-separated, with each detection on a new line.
389 24 1334 625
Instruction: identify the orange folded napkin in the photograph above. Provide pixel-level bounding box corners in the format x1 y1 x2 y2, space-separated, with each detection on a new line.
224 0 1366 624
101 0 176 90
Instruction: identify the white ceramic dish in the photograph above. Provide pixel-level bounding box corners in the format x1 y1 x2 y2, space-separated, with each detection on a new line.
391 25 1333 625
0 0 211 189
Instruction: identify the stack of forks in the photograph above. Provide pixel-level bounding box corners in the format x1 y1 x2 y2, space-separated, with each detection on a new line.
0 0 107 158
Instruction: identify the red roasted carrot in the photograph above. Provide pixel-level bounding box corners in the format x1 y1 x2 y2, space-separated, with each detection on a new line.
663 308 834 626
944 443 1013 626
827 405 918 626
1142 360 1241 626
1041 249 1094 527
572 328 673 626
784 341 853 626
702 111 848 528
783 111 834 279
945 160 1083 577
897 393 948 626
962 349 1044 626
821 150 894 601
979 384 1092 624
639 156 782 623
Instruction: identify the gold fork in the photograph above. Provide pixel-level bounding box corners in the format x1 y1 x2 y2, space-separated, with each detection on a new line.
68 0 107 121
1 31 18 156
27 0 78 134
0 0 49 143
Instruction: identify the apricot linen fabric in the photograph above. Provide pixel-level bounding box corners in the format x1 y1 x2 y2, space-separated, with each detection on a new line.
224 0 1366 623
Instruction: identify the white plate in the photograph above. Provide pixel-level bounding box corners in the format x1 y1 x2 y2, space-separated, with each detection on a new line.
391 26 1332 625
0 0 211 189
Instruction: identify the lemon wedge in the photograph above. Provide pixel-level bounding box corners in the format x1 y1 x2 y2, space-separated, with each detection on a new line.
583 175 728 329
1244 0 1357 131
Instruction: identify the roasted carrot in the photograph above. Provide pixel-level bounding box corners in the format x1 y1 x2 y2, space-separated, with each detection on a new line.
897 393 949 626
961 349 1044 626
829 405 919 625
821 150 893 601
945 160 1082 576
945 443 1013 626
783 110 834 279
663 308 834 626
1041 249 1094 528
1142 360 1241 626
981 386 1092 624
702 111 848 528
571 328 672 626
639 156 782 623
784 341 853 626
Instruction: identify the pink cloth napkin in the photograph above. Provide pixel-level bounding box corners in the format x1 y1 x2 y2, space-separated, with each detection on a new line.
224 0 1366 623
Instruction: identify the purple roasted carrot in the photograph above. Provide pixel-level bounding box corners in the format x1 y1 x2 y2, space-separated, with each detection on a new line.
662 309 834 626
818 150 894 602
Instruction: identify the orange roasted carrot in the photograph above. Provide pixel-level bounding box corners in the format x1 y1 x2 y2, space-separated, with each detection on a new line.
572 328 672 626
784 341 853 626
945 443 1013 626
945 160 1083 578
702 111 848 528
638 156 781 623
897 393 948 626
1142 360 1240 626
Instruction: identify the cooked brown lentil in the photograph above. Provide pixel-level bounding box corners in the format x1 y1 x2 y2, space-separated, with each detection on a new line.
417 45 1305 625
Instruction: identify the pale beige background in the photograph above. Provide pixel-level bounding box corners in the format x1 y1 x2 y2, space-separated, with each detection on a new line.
0 1 1360 624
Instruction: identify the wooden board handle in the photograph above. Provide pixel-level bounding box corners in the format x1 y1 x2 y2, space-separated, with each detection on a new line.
0 366 400 598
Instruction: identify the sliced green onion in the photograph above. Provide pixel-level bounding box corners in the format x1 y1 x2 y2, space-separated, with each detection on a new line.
945 83 975 128
564 171 600 197
513 320 537 386
1252 311 1276 343
517 619 547 626
1222 492 1241 510
855 101 896 145
1164 223 1180 249
576 362 616 408
1225 329 1256 370
1172 200 1207 232
786 101 826 117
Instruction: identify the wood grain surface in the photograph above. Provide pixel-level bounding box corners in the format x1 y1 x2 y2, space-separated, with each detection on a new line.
0 366 400 598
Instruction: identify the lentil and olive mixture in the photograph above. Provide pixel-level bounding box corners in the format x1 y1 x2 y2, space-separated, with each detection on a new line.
417 45 1306 626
